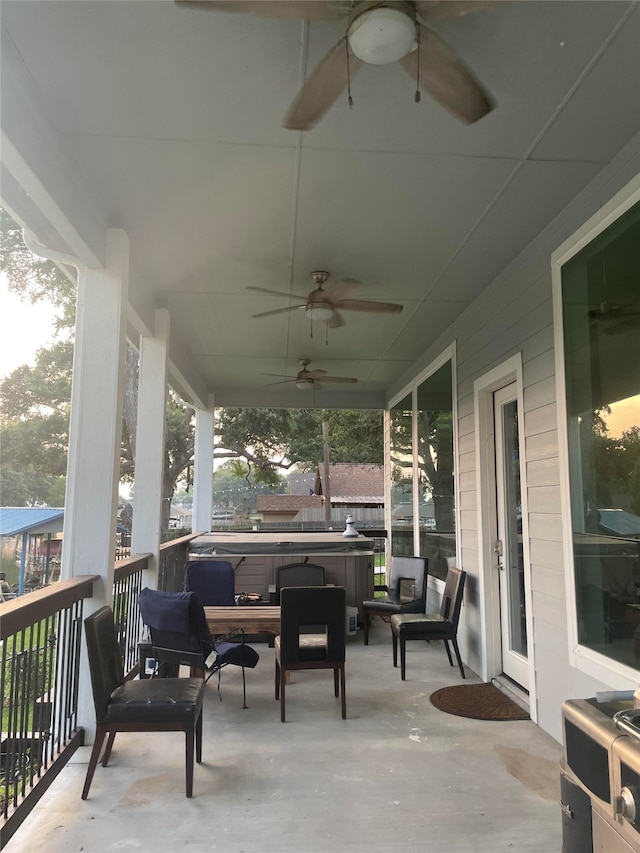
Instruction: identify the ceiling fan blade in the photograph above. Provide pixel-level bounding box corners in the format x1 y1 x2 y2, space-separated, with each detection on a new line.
282 37 364 131
399 25 493 124
416 1 501 22
252 305 304 318
264 377 297 387
246 286 306 301
327 309 345 328
174 1 348 19
308 369 328 379
336 299 403 313
319 375 358 384
323 276 362 300
262 372 296 379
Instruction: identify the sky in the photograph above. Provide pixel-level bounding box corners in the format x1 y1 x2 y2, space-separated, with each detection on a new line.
0 272 58 377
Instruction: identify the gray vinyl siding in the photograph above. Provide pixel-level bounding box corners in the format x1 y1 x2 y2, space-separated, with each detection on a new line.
389 132 640 742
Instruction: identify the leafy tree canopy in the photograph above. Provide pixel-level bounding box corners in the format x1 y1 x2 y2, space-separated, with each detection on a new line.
0 209 76 331
213 407 383 484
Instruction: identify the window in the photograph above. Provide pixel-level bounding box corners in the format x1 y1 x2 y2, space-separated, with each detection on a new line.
388 357 457 579
390 392 414 556
416 361 455 581
561 200 640 670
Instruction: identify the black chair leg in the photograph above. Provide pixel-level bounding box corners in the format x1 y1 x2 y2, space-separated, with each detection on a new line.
275 660 280 699
196 708 203 764
400 639 406 681
101 730 117 767
392 632 398 667
81 726 107 800
363 614 370 645
451 639 466 678
443 639 454 668
241 665 248 709
340 665 346 719
280 669 286 723
334 668 339 697
185 728 195 798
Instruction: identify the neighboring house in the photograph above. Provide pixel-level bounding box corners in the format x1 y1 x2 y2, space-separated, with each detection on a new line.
258 464 384 526
256 494 323 525
0 507 64 593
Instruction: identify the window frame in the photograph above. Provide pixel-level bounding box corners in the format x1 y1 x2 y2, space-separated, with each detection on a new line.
385 344 459 585
553 174 640 686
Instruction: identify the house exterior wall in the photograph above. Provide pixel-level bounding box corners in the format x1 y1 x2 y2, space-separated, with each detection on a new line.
388 133 640 743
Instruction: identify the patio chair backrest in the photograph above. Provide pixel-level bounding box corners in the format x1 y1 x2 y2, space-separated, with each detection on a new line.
84 606 125 724
184 559 236 606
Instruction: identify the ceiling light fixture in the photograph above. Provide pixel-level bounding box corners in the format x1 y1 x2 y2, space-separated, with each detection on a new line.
348 6 416 66
305 301 334 322
295 378 314 390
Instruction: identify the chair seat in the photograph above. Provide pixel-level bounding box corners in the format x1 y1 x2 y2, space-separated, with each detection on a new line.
107 678 204 724
391 613 449 638
363 596 424 614
275 633 327 662
211 640 260 669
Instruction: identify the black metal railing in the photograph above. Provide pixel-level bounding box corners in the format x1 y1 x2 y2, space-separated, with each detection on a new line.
1 576 98 848
112 555 149 676
157 532 199 593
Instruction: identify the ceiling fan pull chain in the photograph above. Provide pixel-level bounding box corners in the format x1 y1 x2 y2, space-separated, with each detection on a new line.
346 39 354 108
414 25 421 103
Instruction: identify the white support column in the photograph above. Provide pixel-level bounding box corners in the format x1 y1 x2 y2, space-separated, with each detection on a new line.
61 229 129 735
192 396 215 533
62 229 129 592
130 309 170 578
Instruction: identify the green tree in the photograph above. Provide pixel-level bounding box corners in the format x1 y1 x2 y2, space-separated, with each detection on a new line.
214 407 382 481
212 460 287 511
1 341 73 505
0 208 76 329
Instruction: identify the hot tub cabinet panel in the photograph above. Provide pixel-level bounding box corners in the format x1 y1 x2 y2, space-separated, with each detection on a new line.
189 533 376 622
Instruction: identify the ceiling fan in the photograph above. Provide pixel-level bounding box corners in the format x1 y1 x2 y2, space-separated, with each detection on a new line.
248 270 403 328
588 301 640 335
586 252 640 335
175 1 496 130
263 358 358 390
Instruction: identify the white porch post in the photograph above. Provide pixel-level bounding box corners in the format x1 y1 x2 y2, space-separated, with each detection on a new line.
191 396 215 533
61 229 129 732
130 309 170 583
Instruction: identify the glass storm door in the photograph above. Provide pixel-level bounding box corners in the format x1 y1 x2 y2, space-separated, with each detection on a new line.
494 383 529 690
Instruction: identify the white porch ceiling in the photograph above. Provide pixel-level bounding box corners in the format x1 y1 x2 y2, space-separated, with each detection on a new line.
1 1 639 409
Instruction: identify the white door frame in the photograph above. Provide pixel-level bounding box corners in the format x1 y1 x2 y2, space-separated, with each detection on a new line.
474 353 537 721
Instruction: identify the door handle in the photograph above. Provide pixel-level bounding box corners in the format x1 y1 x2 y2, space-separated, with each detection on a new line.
493 540 503 571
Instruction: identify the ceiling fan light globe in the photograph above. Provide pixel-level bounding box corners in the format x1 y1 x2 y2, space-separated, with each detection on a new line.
348 8 416 66
295 378 314 390
305 301 334 321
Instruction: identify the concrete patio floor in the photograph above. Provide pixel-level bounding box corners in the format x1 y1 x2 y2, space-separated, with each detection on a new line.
5 620 563 853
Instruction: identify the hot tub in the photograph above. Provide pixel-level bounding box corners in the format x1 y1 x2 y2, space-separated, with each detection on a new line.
189 532 376 622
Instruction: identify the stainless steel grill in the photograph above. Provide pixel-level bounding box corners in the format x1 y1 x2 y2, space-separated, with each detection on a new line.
561 697 640 852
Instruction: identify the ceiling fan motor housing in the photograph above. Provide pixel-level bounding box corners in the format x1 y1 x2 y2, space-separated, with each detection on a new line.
348 2 417 65
306 275 334 320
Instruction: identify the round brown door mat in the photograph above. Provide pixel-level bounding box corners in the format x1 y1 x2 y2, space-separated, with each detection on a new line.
430 682 529 721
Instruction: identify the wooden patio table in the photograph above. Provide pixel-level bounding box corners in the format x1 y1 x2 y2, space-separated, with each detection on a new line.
204 605 281 640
